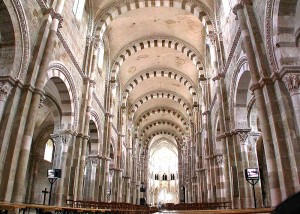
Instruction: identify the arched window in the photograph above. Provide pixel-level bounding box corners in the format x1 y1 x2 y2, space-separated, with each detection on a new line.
44 139 54 162
171 173 175 180
72 0 86 21
163 174 167 181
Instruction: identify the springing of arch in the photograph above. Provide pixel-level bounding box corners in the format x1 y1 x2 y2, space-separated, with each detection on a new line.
139 119 185 138
129 90 193 118
46 62 79 128
110 37 205 81
93 0 215 41
135 107 188 127
122 68 198 106
144 130 182 144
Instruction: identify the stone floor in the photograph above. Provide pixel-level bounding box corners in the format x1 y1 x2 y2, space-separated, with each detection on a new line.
153 208 273 214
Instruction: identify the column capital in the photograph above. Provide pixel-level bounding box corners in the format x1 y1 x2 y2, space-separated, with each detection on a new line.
0 81 13 102
233 0 253 16
58 129 73 145
282 73 300 96
198 74 207 82
214 154 223 166
236 130 250 145
212 72 225 81
206 33 217 46
45 8 64 28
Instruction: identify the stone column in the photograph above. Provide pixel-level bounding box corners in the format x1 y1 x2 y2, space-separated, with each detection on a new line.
214 154 223 202
77 39 98 200
112 106 126 202
233 2 282 206
0 81 12 123
136 154 141 204
99 106 113 202
123 146 132 202
52 130 72 206
10 1 66 203
233 129 252 208
282 73 300 135
0 81 13 185
83 156 99 201
208 33 235 205
178 146 183 202
93 155 101 201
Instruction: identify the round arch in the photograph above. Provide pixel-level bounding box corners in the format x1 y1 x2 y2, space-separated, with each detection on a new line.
139 119 185 138
135 106 188 128
122 67 198 106
90 110 103 152
110 37 205 81
145 130 182 145
1 0 30 80
45 62 79 129
93 0 215 41
129 90 193 119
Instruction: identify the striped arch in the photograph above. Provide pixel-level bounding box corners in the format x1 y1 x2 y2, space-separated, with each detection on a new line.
122 68 198 106
94 0 214 41
43 94 62 131
139 119 185 138
111 37 204 81
135 107 188 127
229 56 249 125
129 90 193 118
266 0 299 72
46 62 79 128
145 130 182 144
89 110 103 154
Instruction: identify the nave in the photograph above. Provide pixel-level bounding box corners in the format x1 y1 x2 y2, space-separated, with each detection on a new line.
0 0 300 212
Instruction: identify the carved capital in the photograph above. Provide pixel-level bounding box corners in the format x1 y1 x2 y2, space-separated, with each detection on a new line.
58 130 72 145
236 130 250 144
39 94 46 108
90 157 100 165
0 81 12 102
206 33 217 46
215 155 223 166
282 73 300 95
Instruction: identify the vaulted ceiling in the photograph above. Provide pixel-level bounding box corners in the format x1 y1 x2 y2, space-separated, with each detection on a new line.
93 0 215 150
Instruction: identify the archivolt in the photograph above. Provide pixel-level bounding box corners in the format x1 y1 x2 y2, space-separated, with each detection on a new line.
110 37 205 81
93 0 214 40
122 68 198 106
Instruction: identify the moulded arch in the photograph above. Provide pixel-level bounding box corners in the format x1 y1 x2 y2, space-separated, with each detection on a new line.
1 0 30 80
